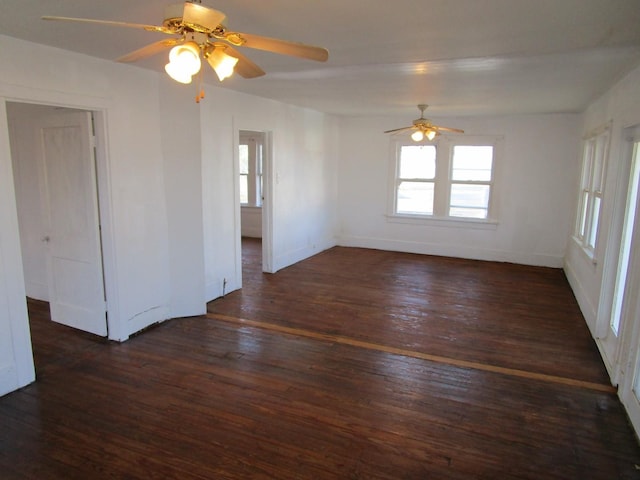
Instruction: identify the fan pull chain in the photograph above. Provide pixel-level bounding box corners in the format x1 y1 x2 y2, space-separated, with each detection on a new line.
195 66 205 103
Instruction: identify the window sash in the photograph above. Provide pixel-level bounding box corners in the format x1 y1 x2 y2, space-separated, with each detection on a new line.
239 136 263 207
449 183 491 219
396 180 435 215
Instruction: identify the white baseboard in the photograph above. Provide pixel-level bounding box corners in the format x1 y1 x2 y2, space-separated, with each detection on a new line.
273 236 337 272
126 304 171 337
337 235 563 268
0 364 17 397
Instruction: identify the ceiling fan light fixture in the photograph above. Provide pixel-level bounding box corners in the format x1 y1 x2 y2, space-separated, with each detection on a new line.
165 41 201 84
411 130 424 142
165 62 195 84
206 46 239 81
426 129 437 141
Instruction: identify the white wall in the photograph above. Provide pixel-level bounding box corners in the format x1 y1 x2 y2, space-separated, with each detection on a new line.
0 35 204 351
337 114 580 267
564 64 640 341
200 87 339 300
0 101 34 396
241 207 262 238
159 79 206 319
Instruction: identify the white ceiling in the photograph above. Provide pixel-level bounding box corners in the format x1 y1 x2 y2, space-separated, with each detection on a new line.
1 0 640 117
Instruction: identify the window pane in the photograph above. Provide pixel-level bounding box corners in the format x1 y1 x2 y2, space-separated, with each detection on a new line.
400 145 436 179
239 175 248 204
592 136 607 191
239 145 249 174
588 196 601 248
452 146 493 181
579 191 589 237
449 207 487 219
581 140 594 187
449 184 490 218
397 181 434 215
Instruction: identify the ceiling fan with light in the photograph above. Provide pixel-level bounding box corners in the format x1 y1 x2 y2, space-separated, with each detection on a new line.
384 104 464 141
42 1 329 101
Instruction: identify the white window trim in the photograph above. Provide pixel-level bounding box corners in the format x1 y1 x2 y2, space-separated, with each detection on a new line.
387 134 503 226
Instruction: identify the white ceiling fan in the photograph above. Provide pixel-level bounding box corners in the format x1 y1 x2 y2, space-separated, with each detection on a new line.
385 104 464 141
42 1 329 99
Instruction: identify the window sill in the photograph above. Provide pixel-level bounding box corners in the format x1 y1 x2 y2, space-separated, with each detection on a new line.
571 235 598 266
386 214 498 230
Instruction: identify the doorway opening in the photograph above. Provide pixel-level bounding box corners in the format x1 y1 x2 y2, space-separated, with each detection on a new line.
7 102 109 371
238 130 273 277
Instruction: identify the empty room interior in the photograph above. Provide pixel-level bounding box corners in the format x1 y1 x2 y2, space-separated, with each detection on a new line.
2 1 640 478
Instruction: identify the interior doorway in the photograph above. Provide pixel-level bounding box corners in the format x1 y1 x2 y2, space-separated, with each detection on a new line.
7 102 109 344
238 130 273 275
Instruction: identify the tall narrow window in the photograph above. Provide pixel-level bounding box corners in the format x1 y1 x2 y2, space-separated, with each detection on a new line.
395 145 436 215
239 144 249 204
449 145 493 219
575 127 609 258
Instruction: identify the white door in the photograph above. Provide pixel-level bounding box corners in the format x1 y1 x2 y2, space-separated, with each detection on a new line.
39 111 107 336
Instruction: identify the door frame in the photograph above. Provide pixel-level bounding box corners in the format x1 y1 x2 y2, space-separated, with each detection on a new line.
0 99 35 394
234 125 275 280
261 131 274 273
615 160 640 431
3 97 119 342
595 126 640 383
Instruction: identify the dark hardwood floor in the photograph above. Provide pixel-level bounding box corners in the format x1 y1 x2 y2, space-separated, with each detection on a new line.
2 238 640 479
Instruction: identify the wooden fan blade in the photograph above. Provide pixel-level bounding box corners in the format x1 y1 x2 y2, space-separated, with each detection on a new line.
225 32 328 62
182 2 226 32
116 38 182 63
384 126 415 134
42 16 170 33
221 45 265 78
434 126 465 134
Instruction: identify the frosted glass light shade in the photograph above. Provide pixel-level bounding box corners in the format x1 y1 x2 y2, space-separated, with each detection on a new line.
165 42 201 84
411 130 424 142
206 47 239 81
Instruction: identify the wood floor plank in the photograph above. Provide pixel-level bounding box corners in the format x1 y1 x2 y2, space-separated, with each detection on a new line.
207 311 616 393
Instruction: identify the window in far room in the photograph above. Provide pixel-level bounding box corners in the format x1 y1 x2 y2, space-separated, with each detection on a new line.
239 133 263 207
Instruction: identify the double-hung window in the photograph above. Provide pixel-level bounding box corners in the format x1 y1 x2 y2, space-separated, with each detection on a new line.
390 136 500 222
449 145 494 219
396 145 436 215
574 126 609 258
239 133 263 207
